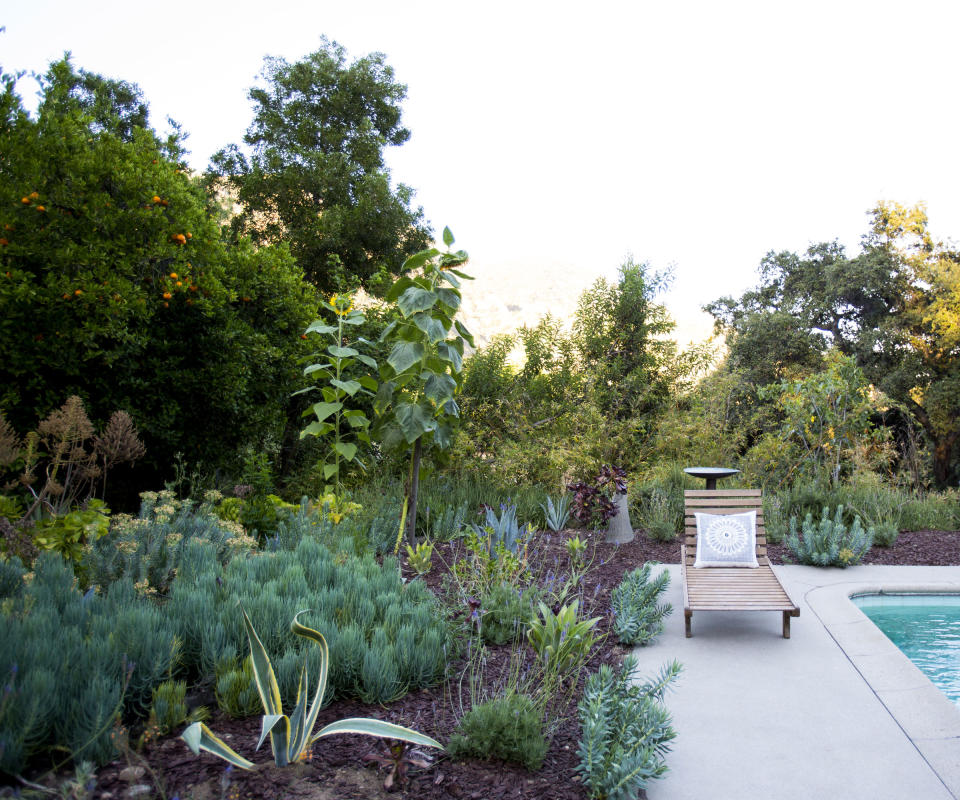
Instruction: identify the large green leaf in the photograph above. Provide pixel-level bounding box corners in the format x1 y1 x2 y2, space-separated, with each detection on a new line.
455 320 475 348
436 287 461 312
181 722 256 770
357 375 378 391
396 402 436 443
334 442 358 461
313 718 444 750
411 312 449 344
385 275 416 303
311 401 343 422
433 422 454 449
401 247 440 273
331 379 361 396
303 364 333 378
355 353 377 369
423 371 457 404
387 341 425 375
442 226 455 247
436 342 463 372
398 287 438 316
300 421 334 438
328 345 359 358
305 321 336 335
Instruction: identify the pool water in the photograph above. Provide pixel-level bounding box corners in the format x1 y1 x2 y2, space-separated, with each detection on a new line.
852 593 960 707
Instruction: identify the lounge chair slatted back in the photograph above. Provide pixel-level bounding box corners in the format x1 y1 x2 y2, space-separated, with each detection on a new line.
681 488 799 638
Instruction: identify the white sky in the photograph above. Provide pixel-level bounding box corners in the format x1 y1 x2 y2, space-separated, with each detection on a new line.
3 0 959 340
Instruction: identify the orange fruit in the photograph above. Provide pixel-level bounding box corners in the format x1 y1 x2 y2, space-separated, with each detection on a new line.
0 238 8 246
4 224 13 231
152 195 162 204
185 232 192 239
189 284 198 291
62 293 70 299
29 192 39 200
74 289 83 296
36 206 46 212
163 301 169 308
163 291 172 300
21 197 30 204
169 272 178 279
175 281 182 288
160 199 168 207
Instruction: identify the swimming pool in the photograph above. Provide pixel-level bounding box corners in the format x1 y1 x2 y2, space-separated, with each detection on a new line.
852 593 960 706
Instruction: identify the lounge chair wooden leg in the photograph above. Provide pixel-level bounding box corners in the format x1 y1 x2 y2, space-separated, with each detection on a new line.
685 610 692 638
782 611 791 639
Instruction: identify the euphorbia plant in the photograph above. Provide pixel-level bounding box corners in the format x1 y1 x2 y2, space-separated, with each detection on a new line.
299 292 378 493
374 227 474 545
181 606 442 768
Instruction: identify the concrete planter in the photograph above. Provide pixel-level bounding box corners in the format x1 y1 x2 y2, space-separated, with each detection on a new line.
605 492 634 544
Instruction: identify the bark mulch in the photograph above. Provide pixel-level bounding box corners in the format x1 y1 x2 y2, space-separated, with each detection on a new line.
73 527 960 799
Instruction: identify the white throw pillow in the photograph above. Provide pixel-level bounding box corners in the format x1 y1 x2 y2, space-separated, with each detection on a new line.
694 511 759 568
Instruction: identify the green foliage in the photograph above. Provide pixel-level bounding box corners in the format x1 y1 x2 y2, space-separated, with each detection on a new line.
426 501 467 542
447 693 548 771
0 58 320 492
300 293 378 493
540 493 572 532
83 489 255 594
208 38 430 294
709 203 960 487
404 540 434 576
526 600 601 680
182 606 443 770
638 488 678 542
611 563 672 646
0 553 180 774
32 500 110 564
573 259 685 420
0 555 26 599
148 679 188 736
450 527 530 601
166 536 447 705
576 657 681 800
470 504 528 554
785 506 874 567
374 230 475 542
478 583 536 646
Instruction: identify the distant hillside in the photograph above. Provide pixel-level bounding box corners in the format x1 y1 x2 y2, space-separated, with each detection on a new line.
457 258 716 350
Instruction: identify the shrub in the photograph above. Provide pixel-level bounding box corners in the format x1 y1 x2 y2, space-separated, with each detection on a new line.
526 599 601 680
568 465 627 529
166 536 447 705
429 501 468 541
785 506 873 567
479 583 537 645
470 503 528 554
0 553 180 774
447 693 548 770
610 563 672 645
639 488 678 542
576 657 681 800
148 679 189 736
83 489 255 593
540 493 571 532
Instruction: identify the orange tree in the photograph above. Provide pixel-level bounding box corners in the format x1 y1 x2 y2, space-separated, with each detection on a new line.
0 59 318 500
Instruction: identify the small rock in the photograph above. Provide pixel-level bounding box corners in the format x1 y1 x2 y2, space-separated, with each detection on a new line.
118 766 145 783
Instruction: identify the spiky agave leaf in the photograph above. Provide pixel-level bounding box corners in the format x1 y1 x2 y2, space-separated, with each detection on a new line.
181 722 255 770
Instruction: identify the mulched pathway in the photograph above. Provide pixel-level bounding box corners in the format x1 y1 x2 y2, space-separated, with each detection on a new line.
63 527 960 799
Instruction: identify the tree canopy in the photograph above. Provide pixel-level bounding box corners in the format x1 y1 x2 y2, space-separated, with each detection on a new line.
209 39 431 295
708 203 960 486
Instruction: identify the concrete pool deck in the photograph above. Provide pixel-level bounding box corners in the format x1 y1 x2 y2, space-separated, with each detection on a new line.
628 564 960 800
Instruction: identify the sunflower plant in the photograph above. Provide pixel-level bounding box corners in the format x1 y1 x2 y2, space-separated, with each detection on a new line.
374 227 475 546
299 293 378 493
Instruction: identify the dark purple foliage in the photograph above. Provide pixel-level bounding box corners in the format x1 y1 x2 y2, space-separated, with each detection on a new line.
567 464 627 528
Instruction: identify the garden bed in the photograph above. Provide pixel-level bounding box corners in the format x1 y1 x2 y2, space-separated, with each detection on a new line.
79 527 960 799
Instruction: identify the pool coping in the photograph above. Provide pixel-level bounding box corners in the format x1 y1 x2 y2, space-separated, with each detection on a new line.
807 580 960 798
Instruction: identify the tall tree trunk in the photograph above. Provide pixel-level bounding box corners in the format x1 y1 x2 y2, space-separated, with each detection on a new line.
404 436 422 544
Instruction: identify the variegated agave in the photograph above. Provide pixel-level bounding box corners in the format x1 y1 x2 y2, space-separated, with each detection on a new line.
181 606 443 768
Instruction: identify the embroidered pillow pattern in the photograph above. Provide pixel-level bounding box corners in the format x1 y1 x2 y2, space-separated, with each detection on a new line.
693 510 759 568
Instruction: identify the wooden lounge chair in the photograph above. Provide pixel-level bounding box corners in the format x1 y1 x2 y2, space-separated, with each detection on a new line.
681 488 800 638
